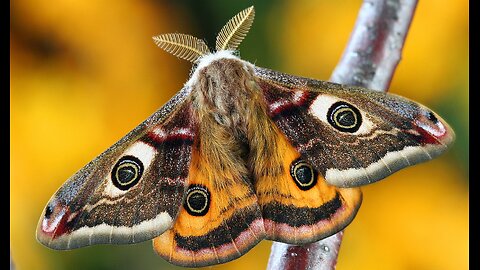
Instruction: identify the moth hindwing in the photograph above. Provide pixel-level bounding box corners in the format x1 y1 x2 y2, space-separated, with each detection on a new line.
37 5 454 268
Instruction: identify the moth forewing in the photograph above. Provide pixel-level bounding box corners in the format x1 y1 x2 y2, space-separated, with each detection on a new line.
36 87 196 249
253 66 454 187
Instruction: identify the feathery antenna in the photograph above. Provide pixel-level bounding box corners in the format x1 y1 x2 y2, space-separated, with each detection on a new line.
153 33 210 63
216 6 255 51
153 6 255 62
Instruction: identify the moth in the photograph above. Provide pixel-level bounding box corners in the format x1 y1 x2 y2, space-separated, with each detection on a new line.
37 6 454 267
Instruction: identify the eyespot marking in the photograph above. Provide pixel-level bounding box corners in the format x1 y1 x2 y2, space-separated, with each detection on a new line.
309 94 374 135
111 155 144 190
327 101 362 133
184 185 210 216
290 159 318 190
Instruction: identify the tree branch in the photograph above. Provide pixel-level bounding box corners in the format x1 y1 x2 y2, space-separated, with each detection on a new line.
266 0 418 269
331 0 418 91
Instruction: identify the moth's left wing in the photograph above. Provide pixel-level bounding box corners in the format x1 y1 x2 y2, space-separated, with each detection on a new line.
37 87 196 249
254 67 455 187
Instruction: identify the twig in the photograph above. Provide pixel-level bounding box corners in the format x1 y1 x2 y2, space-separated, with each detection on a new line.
331 0 418 91
10 252 15 270
267 231 344 270
266 0 418 269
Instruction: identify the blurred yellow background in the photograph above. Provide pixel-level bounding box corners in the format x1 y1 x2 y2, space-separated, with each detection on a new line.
11 1 468 270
